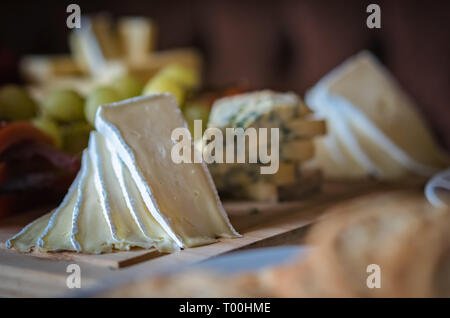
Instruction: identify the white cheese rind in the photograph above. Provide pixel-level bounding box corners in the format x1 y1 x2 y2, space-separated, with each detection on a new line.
37 156 86 252
74 147 115 254
5 213 52 252
89 133 119 243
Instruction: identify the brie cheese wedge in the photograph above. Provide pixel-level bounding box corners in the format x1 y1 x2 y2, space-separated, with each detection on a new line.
7 94 238 254
96 94 240 248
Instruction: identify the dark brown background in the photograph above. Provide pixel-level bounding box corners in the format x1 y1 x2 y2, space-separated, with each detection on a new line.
0 0 449 150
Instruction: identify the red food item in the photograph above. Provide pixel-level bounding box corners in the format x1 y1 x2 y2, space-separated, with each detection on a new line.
0 121 54 153
0 121 80 219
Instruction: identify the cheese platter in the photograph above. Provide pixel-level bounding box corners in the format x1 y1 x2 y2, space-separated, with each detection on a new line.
1 11 449 299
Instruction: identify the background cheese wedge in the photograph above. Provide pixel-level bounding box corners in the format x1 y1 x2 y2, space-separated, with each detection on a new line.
311 134 369 179
306 51 450 179
96 94 240 248
338 101 437 178
327 52 450 169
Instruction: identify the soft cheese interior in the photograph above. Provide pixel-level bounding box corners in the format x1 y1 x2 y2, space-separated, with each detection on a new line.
7 94 239 254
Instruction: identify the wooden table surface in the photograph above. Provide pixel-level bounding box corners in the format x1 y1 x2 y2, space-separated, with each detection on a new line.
0 179 426 297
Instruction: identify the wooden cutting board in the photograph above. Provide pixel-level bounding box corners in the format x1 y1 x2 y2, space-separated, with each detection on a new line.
0 179 426 297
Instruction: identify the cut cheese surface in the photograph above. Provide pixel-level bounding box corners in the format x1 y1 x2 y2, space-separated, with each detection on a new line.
96 94 240 248
209 162 299 190
280 140 315 162
286 118 327 138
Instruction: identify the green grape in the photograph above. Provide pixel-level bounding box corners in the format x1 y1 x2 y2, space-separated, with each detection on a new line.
182 102 210 137
158 64 200 90
31 117 63 148
62 121 92 154
143 75 186 106
112 74 144 100
0 85 37 120
42 89 85 122
85 86 120 126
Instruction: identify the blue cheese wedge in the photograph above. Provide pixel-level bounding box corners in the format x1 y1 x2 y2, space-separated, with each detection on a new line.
208 90 311 134
96 94 240 248
209 162 300 190
205 90 323 201
219 168 322 202
280 140 314 162
285 118 327 139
